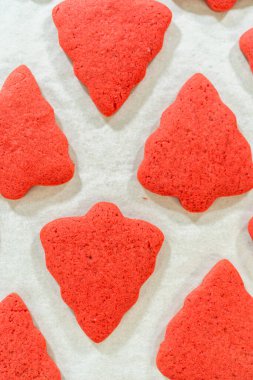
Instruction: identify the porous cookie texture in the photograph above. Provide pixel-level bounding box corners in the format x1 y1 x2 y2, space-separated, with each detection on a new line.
205 0 237 11
0 65 74 199
138 74 253 212
240 28 253 72
157 260 253 380
40 202 164 343
0 293 61 379
248 217 253 239
52 0 172 116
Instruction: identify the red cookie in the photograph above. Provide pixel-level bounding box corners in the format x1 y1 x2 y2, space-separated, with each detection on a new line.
138 74 253 212
205 0 237 11
0 65 74 199
248 217 253 239
40 202 164 342
157 260 253 380
240 29 253 72
0 293 61 379
52 0 172 116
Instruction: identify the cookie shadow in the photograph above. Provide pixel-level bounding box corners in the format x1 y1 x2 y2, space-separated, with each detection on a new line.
43 12 106 129
171 0 251 17
92 240 171 354
106 23 182 129
171 0 225 18
150 255 224 370
18 289 67 380
31 0 52 3
4 145 81 217
232 0 253 10
25 313 66 380
235 220 253 285
229 42 253 96
15 0 52 3
143 190 248 223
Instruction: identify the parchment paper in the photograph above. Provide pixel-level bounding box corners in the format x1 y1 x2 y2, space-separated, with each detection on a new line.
0 0 253 379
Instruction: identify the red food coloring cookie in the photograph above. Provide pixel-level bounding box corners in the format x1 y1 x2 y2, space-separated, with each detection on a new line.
240 29 253 72
0 293 61 379
248 217 253 239
40 202 164 343
138 74 253 212
52 0 172 116
205 0 237 11
157 260 253 380
0 65 74 199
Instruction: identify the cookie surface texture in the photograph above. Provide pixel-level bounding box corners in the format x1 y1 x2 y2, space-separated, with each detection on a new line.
138 73 253 212
240 28 253 72
52 0 172 116
0 65 74 199
157 260 253 380
205 0 237 11
40 202 164 342
0 293 61 380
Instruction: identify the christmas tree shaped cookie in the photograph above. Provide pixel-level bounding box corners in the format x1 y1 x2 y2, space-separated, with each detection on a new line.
0 293 61 379
52 0 172 116
138 74 253 212
0 65 74 199
157 260 253 380
205 0 237 11
40 202 164 342
240 29 253 72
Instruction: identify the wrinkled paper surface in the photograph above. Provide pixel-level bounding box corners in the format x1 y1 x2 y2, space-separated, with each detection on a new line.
0 0 253 379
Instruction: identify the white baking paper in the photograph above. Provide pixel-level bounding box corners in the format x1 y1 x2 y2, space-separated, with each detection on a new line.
0 0 253 379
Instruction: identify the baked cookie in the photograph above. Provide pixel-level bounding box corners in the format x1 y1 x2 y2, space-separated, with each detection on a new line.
157 260 253 380
40 202 164 342
53 0 172 116
0 65 74 199
0 293 61 379
240 28 253 72
205 0 237 11
138 74 253 212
